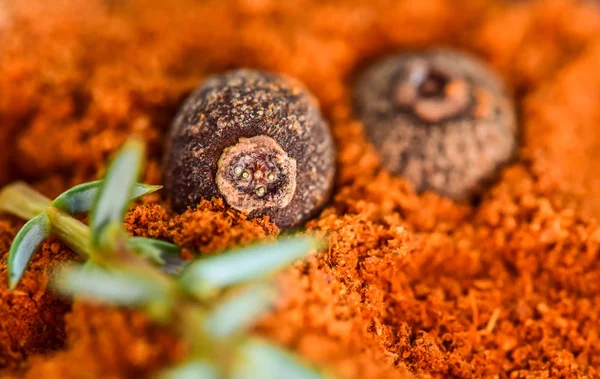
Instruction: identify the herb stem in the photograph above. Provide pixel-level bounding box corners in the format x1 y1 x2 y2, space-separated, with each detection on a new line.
46 207 91 259
0 182 51 220
0 182 93 259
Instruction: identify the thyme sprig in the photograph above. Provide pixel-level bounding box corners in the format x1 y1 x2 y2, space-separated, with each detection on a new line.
0 139 176 289
2 137 332 378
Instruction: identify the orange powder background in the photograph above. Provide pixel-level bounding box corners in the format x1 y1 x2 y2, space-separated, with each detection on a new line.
1 0 600 377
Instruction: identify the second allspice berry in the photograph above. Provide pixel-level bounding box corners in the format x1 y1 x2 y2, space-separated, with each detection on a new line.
163 69 335 230
352 49 517 201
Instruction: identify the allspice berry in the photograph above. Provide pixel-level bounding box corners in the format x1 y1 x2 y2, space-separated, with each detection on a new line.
352 50 517 201
163 69 335 230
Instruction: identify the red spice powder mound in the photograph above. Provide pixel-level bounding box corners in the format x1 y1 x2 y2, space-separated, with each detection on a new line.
125 199 279 256
260 165 600 377
465 0 600 93
0 219 75 369
1 0 600 378
524 39 600 219
16 302 185 379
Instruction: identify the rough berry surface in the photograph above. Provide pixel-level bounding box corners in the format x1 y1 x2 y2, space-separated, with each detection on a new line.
164 69 335 229
353 50 517 201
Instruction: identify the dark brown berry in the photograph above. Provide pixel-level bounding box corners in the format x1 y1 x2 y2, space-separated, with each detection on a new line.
352 49 517 201
163 69 335 230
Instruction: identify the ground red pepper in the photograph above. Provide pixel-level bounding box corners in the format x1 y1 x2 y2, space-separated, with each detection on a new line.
1 0 600 377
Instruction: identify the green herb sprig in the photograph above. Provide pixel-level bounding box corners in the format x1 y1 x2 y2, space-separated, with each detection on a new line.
2 137 332 378
0 139 179 290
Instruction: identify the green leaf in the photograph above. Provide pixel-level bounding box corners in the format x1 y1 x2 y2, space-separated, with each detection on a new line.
52 180 162 214
157 360 219 379
179 235 322 299
95 221 128 253
233 338 329 379
54 263 169 306
204 284 275 339
7 213 51 290
81 260 97 272
89 138 145 248
126 237 182 265
160 256 191 276
128 239 191 276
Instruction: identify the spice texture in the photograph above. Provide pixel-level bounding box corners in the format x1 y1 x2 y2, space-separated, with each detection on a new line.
1 0 600 378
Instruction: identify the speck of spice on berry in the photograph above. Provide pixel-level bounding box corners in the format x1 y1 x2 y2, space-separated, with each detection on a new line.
352 49 517 201
163 69 335 230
